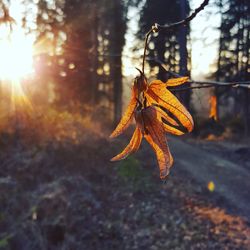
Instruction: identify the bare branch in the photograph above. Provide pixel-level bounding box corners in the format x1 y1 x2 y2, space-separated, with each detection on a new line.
152 0 210 32
172 82 250 92
142 0 210 76
193 80 250 87
171 84 214 92
142 30 152 75
149 58 250 91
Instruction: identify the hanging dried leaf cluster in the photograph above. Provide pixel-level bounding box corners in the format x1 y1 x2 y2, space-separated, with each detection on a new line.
110 73 194 179
209 95 218 121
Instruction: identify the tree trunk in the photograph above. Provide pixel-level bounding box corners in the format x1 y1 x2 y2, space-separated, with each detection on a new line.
215 0 223 121
177 0 190 109
110 0 125 125
113 56 123 125
243 12 250 135
243 89 249 136
91 5 99 105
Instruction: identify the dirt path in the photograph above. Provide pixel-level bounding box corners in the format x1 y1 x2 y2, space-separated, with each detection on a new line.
169 137 250 219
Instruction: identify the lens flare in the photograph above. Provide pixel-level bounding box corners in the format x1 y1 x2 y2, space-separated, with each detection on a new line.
0 24 34 110
0 27 34 80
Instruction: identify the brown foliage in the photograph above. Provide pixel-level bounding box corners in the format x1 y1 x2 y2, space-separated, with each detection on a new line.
209 95 218 121
110 75 194 179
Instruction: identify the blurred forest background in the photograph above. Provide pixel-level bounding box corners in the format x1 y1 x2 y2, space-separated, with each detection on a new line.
0 0 250 249
0 0 249 140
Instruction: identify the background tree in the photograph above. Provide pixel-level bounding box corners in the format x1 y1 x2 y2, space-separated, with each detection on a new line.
216 0 250 134
108 0 127 125
20 0 128 124
137 0 191 107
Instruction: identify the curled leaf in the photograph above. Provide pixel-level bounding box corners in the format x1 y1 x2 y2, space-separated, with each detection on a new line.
166 77 189 87
141 106 173 179
146 82 194 132
148 77 188 88
155 106 186 135
145 94 178 126
110 86 137 138
111 126 142 161
110 74 194 180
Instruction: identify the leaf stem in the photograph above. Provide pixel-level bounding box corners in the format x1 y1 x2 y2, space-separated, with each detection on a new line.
142 30 153 76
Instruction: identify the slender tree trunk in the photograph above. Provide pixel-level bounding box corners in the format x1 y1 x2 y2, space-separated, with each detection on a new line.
243 89 249 136
243 11 250 135
110 0 125 125
215 0 223 121
91 5 99 105
177 0 190 109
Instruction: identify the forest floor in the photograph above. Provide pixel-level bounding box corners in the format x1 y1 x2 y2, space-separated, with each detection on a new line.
0 129 250 250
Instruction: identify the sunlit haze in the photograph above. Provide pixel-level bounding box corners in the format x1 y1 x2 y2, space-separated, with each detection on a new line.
0 25 34 81
0 0 37 82
190 0 220 78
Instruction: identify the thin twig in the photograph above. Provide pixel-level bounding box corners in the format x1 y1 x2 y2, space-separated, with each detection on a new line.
172 84 214 92
153 0 210 32
142 30 153 75
142 0 210 75
172 82 250 91
149 57 250 90
193 80 250 87
172 82 250 92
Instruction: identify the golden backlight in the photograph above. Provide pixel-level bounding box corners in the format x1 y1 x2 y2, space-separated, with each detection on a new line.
0 23 34 111
0 26 34 81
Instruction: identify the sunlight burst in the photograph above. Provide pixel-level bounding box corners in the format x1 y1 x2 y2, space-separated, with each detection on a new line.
0 26 34 81
0 22 35 111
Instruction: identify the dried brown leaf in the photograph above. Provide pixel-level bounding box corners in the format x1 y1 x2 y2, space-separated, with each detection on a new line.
110 74 194 180
146 83 194 132
111 126 142 161
142 106 173 179
155 106 185 135
209 95 218 121
146 94 178 126
148 77 188 88
110 86 137 138
166 77 189 87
